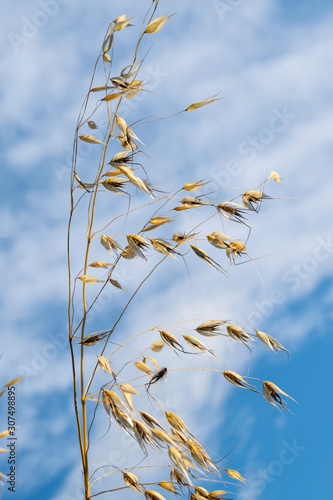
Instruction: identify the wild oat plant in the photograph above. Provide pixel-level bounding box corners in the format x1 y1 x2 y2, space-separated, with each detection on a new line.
67 3 295 499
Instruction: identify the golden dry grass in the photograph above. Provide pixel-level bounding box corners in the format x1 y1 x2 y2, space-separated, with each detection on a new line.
66 2 295 498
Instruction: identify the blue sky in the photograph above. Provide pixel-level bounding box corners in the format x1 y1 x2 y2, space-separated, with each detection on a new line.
1 0 333 499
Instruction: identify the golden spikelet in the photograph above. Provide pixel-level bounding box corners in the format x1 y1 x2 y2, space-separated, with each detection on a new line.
149 238 180 258
144 491 167 500
101 235 123 255
127 234 150 260
159 330 184 352
183 179 209 191
139 411 163 429
262 381 296 411
170 467 190 488
227 324 252 346
151 428 175 447
134 361 154 375
145 14 172 34
133 419 155 451
159 481 177 493
185 95 222 112
190 245 226 273
89 261 112 268
255 330 289 358
222 370 258 393
123 472 143 493
225 468 246 483
172 232 198 244
150 340 164 352
208 490 229 500
242 190 271 212
196 320 226 337
182 335 213 354
165 411 190 434
97 356 114 375
269 170 282 182
217 201 248 222
206 232 234 249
